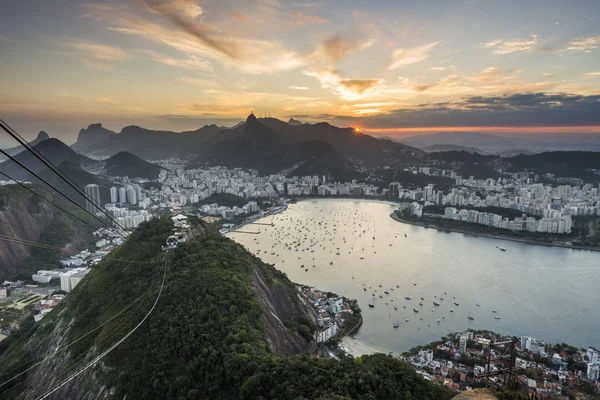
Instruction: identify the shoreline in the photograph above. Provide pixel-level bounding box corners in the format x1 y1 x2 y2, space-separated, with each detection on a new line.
229 198 600 355
390 212 600 253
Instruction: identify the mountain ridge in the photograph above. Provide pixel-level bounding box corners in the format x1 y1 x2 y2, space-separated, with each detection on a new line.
0 138 91 180
68 115 423 172
0 131 50 161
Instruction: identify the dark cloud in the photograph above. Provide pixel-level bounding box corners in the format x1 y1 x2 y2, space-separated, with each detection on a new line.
325 93 600 128
140 0 239 59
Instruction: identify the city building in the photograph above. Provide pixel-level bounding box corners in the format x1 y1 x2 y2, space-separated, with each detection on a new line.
110 186 118 203
59 268 89 293
84 184 101 214
459 335 468 353
118 187 127 204
521 336 546 356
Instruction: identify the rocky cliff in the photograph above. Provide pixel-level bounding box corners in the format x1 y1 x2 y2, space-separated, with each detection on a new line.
0 185 96 281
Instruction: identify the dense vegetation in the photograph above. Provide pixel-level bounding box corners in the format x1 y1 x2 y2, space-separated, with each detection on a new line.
197 192 248 208
15 213 79 279
506 151 600 183
0 185 100 281
0 217 453 399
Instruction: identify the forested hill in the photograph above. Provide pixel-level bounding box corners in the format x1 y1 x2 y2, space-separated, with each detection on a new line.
0 217 453 400
0 185 98 281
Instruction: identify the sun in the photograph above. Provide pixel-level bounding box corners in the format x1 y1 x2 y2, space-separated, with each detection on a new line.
354 128 360 133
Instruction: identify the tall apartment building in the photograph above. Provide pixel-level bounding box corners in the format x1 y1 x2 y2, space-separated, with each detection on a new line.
84 184 101 214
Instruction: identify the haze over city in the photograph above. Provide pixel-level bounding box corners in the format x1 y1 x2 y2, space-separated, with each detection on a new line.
1 0 600 146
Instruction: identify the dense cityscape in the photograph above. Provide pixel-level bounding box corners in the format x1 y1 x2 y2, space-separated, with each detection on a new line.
2 0 600 398
2 157 599 398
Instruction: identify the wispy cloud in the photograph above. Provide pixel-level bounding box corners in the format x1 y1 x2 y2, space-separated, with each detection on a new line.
468 67 517 83
288 85 309 90
303 69 383 101
481 40 502 48
175 76 222 89
65 41 130 69
310 35 374 66
562 35 600 53
84 96 118 104
586 72 600 76
139 0 236 58
481 35 540 54
92 2 304 74
413 74 461 92
289 10 328 25
388 41 440 70
138 50 213 72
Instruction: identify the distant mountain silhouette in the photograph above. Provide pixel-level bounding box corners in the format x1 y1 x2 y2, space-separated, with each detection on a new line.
0 131 50 161
72 123 117 154
202 114 364 180
505 151 600 181
402 131 518 151
70 115 423 175
72 123 224 159
402 131 600 154
103 151 162 179
1 138 90 180
422 144 482 154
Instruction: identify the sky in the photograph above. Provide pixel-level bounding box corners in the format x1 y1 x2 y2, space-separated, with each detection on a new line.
1 0 600 145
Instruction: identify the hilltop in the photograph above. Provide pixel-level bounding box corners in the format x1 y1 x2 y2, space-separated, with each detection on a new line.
0 217 453 399
0 131 50 161
103 151 162 179
0 138 90 180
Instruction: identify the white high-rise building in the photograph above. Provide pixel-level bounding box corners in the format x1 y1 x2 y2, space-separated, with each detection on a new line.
118 187 127 204
60 268 89 293
84 184 101 214
459 336 468 353
110 187 118 203
127 187 137 205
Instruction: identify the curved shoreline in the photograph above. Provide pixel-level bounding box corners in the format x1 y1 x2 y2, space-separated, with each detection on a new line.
390 212 600 253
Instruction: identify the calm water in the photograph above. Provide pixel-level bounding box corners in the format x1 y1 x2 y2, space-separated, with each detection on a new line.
227 199 600 354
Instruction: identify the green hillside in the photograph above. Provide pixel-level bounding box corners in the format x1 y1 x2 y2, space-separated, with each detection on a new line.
0 217 453 399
